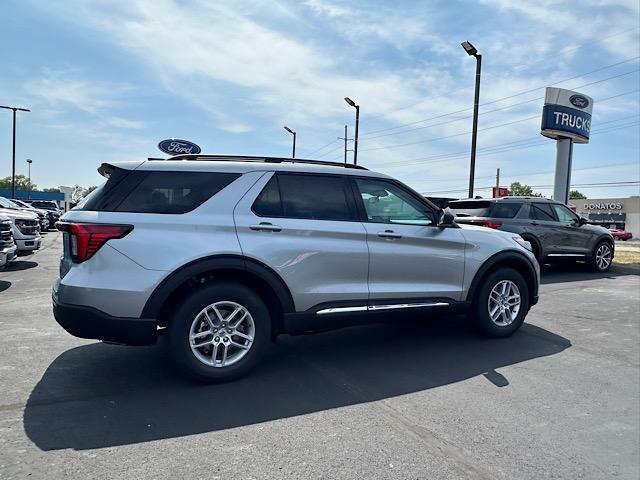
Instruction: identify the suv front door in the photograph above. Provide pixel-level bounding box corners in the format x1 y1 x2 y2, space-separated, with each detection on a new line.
352 177 466 303
234 172 369 312
550 203 593 254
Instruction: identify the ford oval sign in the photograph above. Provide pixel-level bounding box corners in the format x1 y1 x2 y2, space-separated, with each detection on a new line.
158 139 202 155
569 95 589 109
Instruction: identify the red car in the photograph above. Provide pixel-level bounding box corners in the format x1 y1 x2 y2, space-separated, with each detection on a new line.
610 228 633 241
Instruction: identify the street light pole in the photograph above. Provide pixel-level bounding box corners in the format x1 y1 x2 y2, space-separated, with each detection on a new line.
0 105 31 199
344 97 360 166
461 42 482 198
283 126 296 158
26 159 33 199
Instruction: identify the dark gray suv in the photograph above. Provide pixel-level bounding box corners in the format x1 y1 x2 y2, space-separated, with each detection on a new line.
448 197 615 272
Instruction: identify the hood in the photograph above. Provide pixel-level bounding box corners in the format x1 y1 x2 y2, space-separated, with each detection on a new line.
458 222 514 238
0 207 38 220
582 222 613 236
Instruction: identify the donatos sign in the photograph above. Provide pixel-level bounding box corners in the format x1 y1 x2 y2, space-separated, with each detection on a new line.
541 88 593 144
158 139 202 155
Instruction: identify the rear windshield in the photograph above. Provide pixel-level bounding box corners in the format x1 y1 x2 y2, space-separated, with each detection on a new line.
79 168 240 214
449 201 523 218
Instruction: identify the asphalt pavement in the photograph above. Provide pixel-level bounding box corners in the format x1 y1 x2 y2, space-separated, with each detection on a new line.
1 231 638 479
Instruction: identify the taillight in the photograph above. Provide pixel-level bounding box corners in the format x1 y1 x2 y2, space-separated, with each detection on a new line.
56 222 133 263
469 220 502 229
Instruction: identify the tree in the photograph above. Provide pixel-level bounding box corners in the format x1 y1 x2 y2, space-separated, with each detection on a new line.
569 190 587 199
43 187 61 193
508 182 534 196
0 175 37 192
71 185 98 203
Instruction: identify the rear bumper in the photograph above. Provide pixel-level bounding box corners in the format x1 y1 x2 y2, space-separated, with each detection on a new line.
53 296 157 346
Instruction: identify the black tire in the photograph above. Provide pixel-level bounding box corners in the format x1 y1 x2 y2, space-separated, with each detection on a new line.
590 240 613 272
168 282 271 383
474 268 529 338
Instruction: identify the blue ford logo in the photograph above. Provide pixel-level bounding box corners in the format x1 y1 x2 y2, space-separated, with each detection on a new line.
158 139 202 155
569 95 589 109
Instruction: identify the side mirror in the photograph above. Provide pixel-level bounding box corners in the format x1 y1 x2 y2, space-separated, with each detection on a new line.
438 210 456 228
578 216 588 226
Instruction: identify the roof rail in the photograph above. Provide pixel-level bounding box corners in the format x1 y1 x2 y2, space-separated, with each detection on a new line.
160 154 369 170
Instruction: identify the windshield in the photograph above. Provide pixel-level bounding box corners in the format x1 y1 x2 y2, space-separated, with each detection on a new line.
0 197 21 209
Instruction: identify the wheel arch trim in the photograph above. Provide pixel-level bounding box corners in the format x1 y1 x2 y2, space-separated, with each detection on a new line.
466 250 538 304
140 254 295 319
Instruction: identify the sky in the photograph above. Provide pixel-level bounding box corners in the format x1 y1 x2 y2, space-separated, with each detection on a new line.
1 0 639 199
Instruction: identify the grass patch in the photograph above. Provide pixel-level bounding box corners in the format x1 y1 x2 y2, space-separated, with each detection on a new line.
614 250 640 265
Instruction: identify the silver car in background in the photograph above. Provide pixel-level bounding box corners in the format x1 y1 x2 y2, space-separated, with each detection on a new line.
53 155 539 382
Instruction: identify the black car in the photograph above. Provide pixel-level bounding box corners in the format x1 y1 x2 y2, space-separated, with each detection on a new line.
26 200 61 229
448 197 615 272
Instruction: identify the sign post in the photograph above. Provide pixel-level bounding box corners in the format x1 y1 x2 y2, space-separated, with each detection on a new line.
540 88 593 205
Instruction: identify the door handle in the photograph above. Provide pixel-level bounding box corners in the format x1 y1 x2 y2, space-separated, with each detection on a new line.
378 229 402 239
530 221 539 226
250 222 282 232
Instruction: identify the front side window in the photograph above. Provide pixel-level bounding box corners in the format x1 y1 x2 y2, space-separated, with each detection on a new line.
551 204 579 225
530 203 556 221
355 178 434 226
252 173 356 221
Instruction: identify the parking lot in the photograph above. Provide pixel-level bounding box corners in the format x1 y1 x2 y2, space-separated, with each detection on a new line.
0 231 638 479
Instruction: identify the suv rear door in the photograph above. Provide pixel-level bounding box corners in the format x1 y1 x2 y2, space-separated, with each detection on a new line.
234 172 369 312
352 177 466 303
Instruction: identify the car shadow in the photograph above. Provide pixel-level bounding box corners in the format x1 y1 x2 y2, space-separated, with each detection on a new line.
1 260 38 272
540 262 639 285
24 318 570 451
0 280 10 292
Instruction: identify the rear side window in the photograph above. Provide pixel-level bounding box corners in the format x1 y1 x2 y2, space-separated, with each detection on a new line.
530 203 557 221
252 173 356 221
80 169 240 214
449 201 522 218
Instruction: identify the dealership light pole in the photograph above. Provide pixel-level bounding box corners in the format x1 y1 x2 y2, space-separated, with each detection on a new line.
283 126 296 158
344 97 359 165
461 41 481 198
0 105 31 199
26 159 33 198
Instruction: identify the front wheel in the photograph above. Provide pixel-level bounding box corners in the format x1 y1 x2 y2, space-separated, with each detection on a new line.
474 268 529 337
168 282 271 382
590 241 613 272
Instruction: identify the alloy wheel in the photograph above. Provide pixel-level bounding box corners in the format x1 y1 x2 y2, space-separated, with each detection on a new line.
189 301 255 367
487 280 521 327
595 244 612 271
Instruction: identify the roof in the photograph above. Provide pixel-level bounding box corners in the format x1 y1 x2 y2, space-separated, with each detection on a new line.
101 154 390 179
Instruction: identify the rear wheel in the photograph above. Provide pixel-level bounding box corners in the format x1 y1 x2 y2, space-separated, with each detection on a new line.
168 282 271 382
474 268 529 337
590 241 613 272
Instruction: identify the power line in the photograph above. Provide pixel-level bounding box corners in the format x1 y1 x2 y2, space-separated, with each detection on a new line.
363 70 640 141
361 89 639 156
424 180 640 196
361 58 639 137
305 139 340 157
364 27 640 123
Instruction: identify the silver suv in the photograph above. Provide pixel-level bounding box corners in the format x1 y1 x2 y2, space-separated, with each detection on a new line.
53 155 539 382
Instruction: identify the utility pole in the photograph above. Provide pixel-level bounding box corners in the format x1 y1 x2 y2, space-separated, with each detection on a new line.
0 105 30 199
338 125 354 164
495 168 500 198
